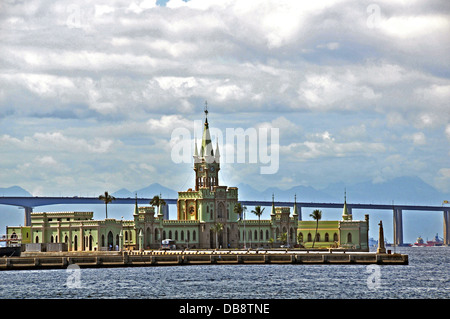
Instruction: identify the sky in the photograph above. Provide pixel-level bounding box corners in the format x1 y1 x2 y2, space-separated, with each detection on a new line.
1 0 450 199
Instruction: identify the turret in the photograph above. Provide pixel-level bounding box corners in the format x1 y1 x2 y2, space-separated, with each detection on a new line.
293 194 299 221
342 190 352 221
270 193 276 219
194 101 220 191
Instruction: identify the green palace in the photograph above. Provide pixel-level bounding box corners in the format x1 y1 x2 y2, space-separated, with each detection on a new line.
6 109 369 251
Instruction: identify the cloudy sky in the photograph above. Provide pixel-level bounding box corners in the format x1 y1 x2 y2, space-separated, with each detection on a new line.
1 0 449 197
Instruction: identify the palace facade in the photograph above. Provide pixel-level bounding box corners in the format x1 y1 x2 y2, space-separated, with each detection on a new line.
6 109 370 251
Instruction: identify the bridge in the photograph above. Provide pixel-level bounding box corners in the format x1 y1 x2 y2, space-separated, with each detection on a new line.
1 197 449 246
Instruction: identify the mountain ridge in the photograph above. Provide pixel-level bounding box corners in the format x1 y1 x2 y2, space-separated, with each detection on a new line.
2 176 448 206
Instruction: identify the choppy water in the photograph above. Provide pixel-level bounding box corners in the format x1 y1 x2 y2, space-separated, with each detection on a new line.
0 247 448 299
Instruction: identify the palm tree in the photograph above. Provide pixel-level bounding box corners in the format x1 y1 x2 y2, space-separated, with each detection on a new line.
99 191 115 219
251 206 265 247
150 194 166 216
278 232 288 246
310 209 322 248
234 203 247 248
212 223 224 249
233 202 244 220
268 237 274 248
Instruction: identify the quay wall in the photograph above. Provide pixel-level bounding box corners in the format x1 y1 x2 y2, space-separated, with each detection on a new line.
0 250 408 270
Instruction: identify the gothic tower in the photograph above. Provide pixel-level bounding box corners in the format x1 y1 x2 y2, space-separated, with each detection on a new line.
193 102 220 191
177 102 239 249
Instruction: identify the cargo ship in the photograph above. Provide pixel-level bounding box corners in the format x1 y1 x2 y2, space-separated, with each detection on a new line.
413 233 444 247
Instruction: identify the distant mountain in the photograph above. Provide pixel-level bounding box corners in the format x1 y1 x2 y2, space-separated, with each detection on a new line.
321 176 447 206
136 183 178 198
0 186 32 197
112 188 134 198
236 183 332 202
4 176 448 205
112 183 178 199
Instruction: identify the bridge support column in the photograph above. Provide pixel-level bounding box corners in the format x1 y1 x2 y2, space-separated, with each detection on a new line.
23 206 33 227
393 209 403 246
444 210 450 246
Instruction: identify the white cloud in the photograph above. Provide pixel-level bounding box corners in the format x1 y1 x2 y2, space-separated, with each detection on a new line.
35 156 58 166
1 132 115 154
445 125 450 141
281 131 385 161
1 0 449 194
379 15 449 39
298 72 380 110
147 115 193 135
402 132 426 146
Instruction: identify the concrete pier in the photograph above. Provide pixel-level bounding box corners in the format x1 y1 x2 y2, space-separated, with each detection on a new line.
0 250 408 270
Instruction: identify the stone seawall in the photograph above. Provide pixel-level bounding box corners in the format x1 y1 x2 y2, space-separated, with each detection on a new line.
0 250 408 270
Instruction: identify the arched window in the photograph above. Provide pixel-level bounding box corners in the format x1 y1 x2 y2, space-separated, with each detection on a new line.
181 230 184 241
125 231 128 241
260 230 264 241
155 229 159 241
101 235 105 247
74 235 78 251
108 231 113 248
65 235 68 244
307 233 312 242
218 202 225 218
248 230 252 241
163 231 166 239
51 235 54 243
299 232 304 242
35 235 39 243
193 230 196 241
169 230 172 239
347 232 352 243
175 230 178 240
325 233 329 242
316 233 320 242
266 230 269 240
129 231 132 241
333 233 338 242
254 230 258 240
187 230 190 241
89 235 93 251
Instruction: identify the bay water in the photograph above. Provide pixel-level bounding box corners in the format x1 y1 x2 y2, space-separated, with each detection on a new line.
0 247 448 299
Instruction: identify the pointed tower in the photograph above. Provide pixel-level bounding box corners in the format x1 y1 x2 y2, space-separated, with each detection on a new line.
293 194 299 221
193 136 200 164
342 190 352 221
177 102 239 248
133 193 139 216
194 101 220 191
214 139 220 163
270 193 276 219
